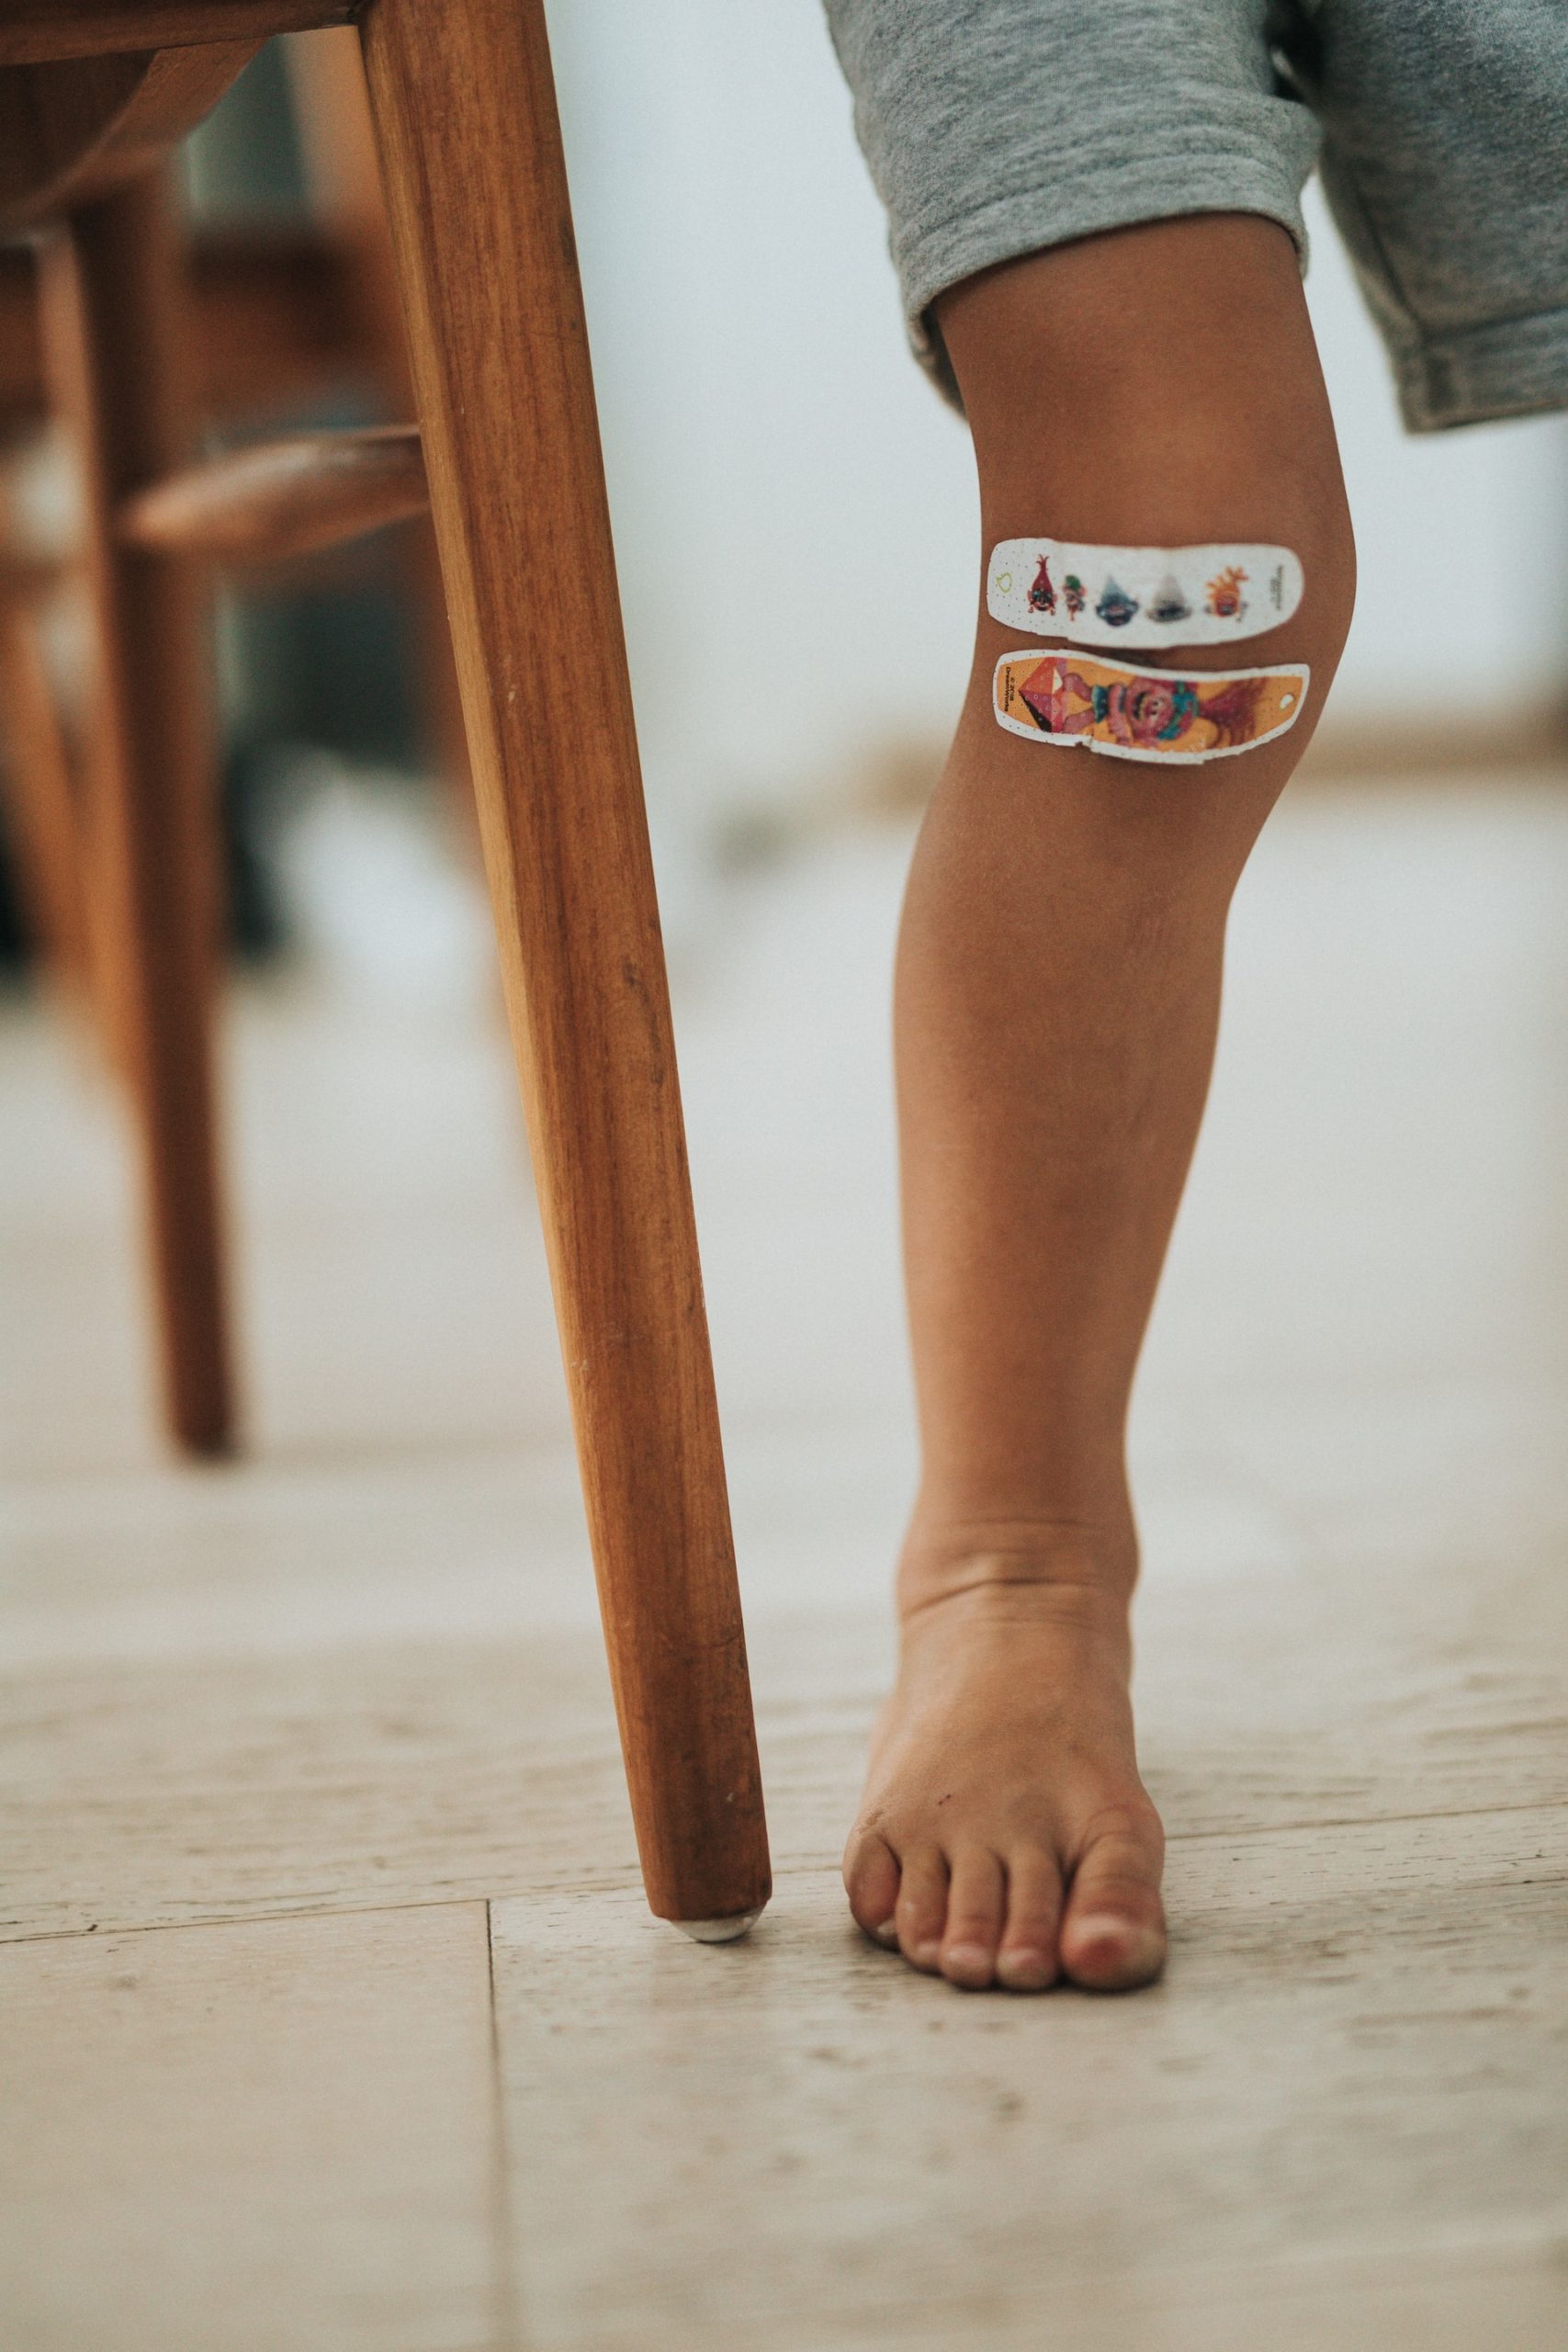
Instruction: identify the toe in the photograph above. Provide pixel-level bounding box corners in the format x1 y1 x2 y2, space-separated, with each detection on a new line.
1059 1801 1167 1991
996 1848 1063 1992
894 1845 950 1973
843 1829 901 1948
940 1849 1006 1988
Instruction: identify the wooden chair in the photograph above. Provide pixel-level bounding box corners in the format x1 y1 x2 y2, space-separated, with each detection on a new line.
0 28 467 1001
0 0 772 1942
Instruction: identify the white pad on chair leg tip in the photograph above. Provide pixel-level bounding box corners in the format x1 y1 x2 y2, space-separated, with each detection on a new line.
673 1907 762 1944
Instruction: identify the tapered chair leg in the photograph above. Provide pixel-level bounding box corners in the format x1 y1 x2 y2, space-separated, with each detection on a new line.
359 0 771 1933
40 173 235 1456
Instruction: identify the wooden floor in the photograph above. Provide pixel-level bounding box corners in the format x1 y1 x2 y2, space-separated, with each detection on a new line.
3 774 1566 2349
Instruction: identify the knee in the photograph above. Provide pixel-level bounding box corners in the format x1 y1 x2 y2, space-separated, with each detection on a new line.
927 224 1358 923
942 213 1358 690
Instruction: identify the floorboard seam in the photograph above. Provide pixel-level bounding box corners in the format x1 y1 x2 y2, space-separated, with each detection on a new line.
0 1885 636 1948
4 1798 1561 1949
484 1900 529 2352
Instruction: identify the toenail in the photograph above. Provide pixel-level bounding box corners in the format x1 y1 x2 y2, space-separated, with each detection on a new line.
871 1918 899 1948
910 1939 942 1969
1071 1913 1146 1950
996 1948 1053 1989
1067 1917 1166 1978
942 1943 992 1979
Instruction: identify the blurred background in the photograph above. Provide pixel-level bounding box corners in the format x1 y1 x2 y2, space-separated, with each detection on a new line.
4 0 1565 989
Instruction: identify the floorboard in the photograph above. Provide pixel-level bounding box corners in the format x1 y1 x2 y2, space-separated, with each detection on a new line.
492 1837 1568 2351
0 1903 507 2352
5 1541 1562 1942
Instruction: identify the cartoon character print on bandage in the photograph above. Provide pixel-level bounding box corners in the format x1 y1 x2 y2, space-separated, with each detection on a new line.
987 537 1303 650
993 650 1309 765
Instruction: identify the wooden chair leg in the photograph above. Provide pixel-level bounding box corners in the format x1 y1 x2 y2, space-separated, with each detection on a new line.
40 172 235 1456
0 593 89 1001
358 0 771 1933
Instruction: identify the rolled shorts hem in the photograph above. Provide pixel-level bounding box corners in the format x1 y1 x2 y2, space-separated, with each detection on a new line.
895 150 1315 411
1391 307 1568 434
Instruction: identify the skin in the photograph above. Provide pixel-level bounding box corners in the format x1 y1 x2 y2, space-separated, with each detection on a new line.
841 214 1357 1992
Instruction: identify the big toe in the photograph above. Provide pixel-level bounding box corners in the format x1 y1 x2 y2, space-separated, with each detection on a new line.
1059 1804 1167 1992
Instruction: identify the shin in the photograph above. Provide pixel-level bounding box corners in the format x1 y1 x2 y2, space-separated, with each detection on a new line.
896 214 1355 1608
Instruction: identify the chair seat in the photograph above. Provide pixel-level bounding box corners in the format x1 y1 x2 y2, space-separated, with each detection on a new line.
0 4 353 70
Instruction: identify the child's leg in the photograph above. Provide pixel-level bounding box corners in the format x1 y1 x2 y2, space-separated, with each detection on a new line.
843 214 1356 1992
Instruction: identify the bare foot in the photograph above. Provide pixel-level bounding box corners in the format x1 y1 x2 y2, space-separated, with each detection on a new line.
842 1570 1167 1993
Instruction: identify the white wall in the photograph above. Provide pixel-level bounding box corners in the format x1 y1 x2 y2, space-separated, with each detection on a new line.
547 0 973 821
547 1 1567 816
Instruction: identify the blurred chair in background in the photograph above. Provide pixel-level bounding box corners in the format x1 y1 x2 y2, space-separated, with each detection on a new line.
279 27 468 801
0 28 459 998
0 460 84 998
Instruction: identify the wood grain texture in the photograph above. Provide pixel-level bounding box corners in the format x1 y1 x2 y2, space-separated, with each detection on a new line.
120 423 426 561
0 41 259 229
0 2 352 65
358 0 770 1926
0 1902 507 2352
41 170 235 1453
491 1840 1568 2351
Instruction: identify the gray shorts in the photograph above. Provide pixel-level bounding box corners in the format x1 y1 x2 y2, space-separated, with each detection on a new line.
823 0 1568 433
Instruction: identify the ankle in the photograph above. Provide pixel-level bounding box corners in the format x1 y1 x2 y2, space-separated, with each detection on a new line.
895 1504 1139 1628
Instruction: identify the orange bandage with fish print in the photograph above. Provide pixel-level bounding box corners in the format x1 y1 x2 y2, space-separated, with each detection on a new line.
992 650 1309 765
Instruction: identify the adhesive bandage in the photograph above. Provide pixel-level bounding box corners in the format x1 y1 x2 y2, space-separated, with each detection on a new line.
987 537 1303 649
993 650 1309 765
